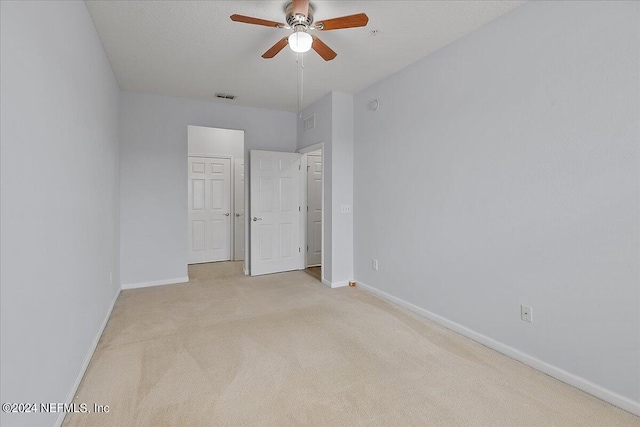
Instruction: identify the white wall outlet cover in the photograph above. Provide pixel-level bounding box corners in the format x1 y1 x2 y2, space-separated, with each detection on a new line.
521 305 533 323
341 204 352 214
372 259 379 270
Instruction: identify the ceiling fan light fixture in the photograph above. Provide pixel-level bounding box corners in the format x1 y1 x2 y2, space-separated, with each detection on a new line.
230 1 368 61
288 31 313 53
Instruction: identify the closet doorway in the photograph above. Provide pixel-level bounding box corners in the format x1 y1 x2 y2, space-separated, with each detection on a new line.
187 126 245 267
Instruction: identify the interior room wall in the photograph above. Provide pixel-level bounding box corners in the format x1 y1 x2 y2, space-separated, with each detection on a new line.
353 0 639 410
298 94 333 282
297 91 354 287
187 125 244 158
329 92 354 286
120 92 297 286
0 2 121 427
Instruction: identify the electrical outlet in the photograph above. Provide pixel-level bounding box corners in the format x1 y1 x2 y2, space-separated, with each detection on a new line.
372 259 379 271
521 305 533 323
341 204 352 214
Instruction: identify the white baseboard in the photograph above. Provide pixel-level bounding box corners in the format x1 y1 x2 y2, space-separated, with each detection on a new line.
121 276 189 290
55 287 121 427
321 279 349 288
356 280 640 417
330 280 349 288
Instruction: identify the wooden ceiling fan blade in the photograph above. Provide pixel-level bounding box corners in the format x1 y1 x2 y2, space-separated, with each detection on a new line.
262 36 289 59
230 14 285 28
292 0 309 17
315 13 369 31
312 36 337 61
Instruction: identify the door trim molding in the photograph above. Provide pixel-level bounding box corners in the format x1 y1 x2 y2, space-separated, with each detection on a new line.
232 158 245 262
303 152 322 269
298 142 324 154
188 153 234 159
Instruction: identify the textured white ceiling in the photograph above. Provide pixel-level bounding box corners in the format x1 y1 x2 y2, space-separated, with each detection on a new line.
85 1 524 112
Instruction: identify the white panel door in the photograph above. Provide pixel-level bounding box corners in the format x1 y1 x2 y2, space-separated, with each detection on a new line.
234 158 245 261
250 150 302 276
188 157 231 264
306 154 322 267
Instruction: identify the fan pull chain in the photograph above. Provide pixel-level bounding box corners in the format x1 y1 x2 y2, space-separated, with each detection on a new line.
296 53 304 117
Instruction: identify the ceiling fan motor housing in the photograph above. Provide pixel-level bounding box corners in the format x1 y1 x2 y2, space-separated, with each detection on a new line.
285 3 314 28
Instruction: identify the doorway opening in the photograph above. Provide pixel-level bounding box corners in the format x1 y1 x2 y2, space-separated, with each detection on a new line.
187 126 246 271
247 144 324 281
299 143 324 283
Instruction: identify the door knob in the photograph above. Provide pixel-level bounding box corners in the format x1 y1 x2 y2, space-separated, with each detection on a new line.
252 217 262 222
223 213 230 217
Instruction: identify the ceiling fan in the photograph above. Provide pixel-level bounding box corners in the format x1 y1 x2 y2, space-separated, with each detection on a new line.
230 0 369 61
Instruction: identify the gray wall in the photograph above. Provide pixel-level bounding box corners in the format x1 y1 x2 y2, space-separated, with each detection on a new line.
329 93 354 286
354 0 639 405
298 93 334 281
0 2 121 426
187 125 245 159
297 92 354 286
120 92 297 285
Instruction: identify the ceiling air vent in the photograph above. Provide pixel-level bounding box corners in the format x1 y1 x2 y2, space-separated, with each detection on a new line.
215 93 236 100
303 114 315 132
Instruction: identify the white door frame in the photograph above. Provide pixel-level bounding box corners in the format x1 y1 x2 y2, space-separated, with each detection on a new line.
298 142 324 283
233 158 245 262
187 153 238 262
304 152 322 267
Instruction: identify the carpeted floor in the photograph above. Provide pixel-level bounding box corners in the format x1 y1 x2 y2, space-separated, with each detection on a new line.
64 262 640 426
305 266 322 281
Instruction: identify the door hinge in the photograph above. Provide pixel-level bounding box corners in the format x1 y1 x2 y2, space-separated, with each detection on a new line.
307 206 309 211
299 165 301 170
299 206 301 212
307 165 310 171
299 247 301 252
307 245 309 252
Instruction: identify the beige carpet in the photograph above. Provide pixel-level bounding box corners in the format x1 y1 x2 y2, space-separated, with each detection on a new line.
305 266 322 281
64 262 640 426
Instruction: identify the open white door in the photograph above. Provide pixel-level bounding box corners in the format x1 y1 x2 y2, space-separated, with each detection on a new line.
188 157 231 264
250 150 303 276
